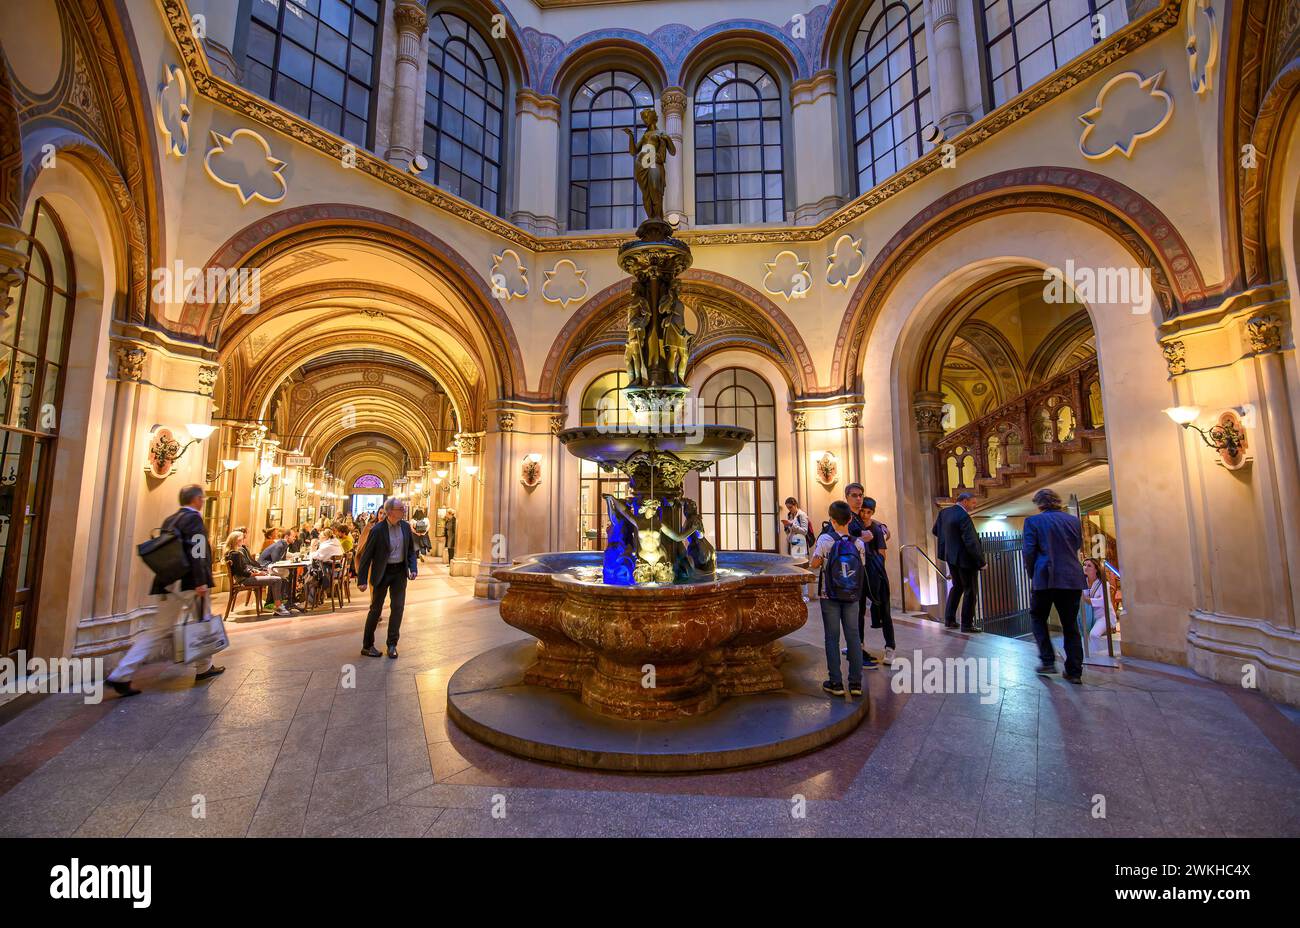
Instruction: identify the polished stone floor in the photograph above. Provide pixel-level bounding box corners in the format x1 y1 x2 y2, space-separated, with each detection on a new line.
1 566 1297 838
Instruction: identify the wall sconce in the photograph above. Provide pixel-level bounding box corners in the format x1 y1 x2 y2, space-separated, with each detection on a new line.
145 423 216 478
1165 406 1249 469
206 458 240 483
520 453 542 488
814 451 838 487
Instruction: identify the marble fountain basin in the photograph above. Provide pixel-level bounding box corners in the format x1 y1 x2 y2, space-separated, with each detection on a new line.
492 551 810 720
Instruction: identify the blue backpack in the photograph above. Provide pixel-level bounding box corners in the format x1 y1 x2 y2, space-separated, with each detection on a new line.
822 534 863 602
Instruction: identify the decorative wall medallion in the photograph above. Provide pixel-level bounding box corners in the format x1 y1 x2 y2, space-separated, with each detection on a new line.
156 64 191 158
1077 70 1173 160
1213 410 1249 470
826 234 866 288
1245 314 1281 353
204 128 288 204
116 345 147 381
1186 0 1219 96
197 364 219 396
520 454 542 488
815 452 839 487
145 426 182 478
1162 339 1187 375
763 251 813 300
362 369 384 384
541 258 588 308
489 249 529 300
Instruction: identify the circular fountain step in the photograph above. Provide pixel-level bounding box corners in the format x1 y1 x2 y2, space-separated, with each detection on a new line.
447 638 869 772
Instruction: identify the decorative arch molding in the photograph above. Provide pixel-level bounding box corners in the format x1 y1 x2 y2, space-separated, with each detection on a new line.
184 203 525 397
538 21 811 97
241 332 476 430
548 39 669 101
538 269 817 398
1241 56 1300 284
831 167 1212 392
677 26 802 92
952 320 1027 402
0 61 22 226
288 382 444 453
1026 309 1096 384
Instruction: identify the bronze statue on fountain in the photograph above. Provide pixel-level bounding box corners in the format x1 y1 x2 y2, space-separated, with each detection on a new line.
462 96 861 750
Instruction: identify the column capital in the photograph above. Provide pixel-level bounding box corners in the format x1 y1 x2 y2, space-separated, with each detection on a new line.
393 1 428 36
912 390 948 452
516 88 561 122
661 87 688 117
790 69 837 108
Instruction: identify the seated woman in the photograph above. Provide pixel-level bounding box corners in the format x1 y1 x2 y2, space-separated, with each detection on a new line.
312 527 344 562
225 530 292 617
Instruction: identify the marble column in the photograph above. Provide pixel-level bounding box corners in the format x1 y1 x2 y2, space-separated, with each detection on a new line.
385 0 429 167
511 90 562 235
927 0 973 133
790 70 842 225
661 87 688 228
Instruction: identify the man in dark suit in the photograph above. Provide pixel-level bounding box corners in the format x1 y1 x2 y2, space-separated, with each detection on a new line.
932 492 985 632
355 496 419 659
1023 488 1087 683
107 485 224 697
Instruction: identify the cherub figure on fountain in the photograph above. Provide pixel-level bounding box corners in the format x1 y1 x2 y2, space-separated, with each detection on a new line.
660 498 715 581
604 494 673 584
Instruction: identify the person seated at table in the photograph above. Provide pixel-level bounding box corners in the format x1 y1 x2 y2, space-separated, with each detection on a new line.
226 531 292 617
259 528 286 566
312 527 344 562
334 521 354 555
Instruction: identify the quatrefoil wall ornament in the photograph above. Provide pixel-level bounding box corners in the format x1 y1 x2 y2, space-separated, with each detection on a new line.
205 128 288 204
542 259 588 309
1186 0 1219 96
489 249 529 301
826 234 866 288
1078 70 1174 160
155 63 191 158
763 251 813 300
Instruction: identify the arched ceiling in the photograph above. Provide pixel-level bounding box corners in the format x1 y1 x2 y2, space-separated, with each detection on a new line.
214 235 483 487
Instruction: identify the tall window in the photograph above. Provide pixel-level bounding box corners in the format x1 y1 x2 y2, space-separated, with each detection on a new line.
982 0 1129 108
0 200 74 658
569 71 655 231
694 62 785 224
424 13 505 213
243 0 379 146
577 372 630 550
850 0 932 194
698 369 778 552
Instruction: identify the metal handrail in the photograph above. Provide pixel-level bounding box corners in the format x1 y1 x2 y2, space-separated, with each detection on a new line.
898 543 950 613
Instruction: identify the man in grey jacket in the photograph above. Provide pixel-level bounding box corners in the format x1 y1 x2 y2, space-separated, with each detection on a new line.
1023 488 1087 683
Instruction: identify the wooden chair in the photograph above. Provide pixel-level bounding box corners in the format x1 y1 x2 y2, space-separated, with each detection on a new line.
328 555 349 611
223 580 265 621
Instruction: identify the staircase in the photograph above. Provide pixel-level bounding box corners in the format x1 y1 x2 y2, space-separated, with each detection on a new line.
933 358 1105 509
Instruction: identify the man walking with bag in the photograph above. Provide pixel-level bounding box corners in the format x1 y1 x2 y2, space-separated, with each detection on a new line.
355 496 419 659
108 485 225 697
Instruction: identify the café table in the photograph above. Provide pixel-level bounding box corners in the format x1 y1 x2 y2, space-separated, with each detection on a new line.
268 559 312 610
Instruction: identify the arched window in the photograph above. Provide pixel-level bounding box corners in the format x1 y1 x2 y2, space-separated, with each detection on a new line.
694 61 785 224
353 474 383 489
569 70 655 231
0 200 75 658
849 0 931 194
242 0 380 146
699 368 778 552
982 0 1128 107
577 371 631 550
424 13 505 213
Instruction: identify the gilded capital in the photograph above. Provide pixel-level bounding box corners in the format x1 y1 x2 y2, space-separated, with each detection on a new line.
115 345 147 382
1162 340 1187 376
661 87 688 118
1246 314 1283 354
393 1 428 35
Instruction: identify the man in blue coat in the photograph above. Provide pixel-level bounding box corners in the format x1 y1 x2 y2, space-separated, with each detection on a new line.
355 497 419 659
1022 488 1087 683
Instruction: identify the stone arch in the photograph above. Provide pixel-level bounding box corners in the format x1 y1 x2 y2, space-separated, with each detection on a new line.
539 269 817 399
677 27 802 93
1243 56 1300 285
830 166 1213 392
183 203 525 399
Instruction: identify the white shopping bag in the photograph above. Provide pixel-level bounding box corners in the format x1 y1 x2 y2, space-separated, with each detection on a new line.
173 593 229 664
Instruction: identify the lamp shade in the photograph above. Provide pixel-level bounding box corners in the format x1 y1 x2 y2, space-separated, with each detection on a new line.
1163 406 1201 425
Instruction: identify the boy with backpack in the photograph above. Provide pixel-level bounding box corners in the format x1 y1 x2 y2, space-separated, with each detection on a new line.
810 500 868 698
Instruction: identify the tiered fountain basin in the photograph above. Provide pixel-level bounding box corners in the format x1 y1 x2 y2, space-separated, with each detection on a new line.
446 551 871 772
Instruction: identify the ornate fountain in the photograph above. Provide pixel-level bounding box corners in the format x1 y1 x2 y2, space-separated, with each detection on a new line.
448 103 866 769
